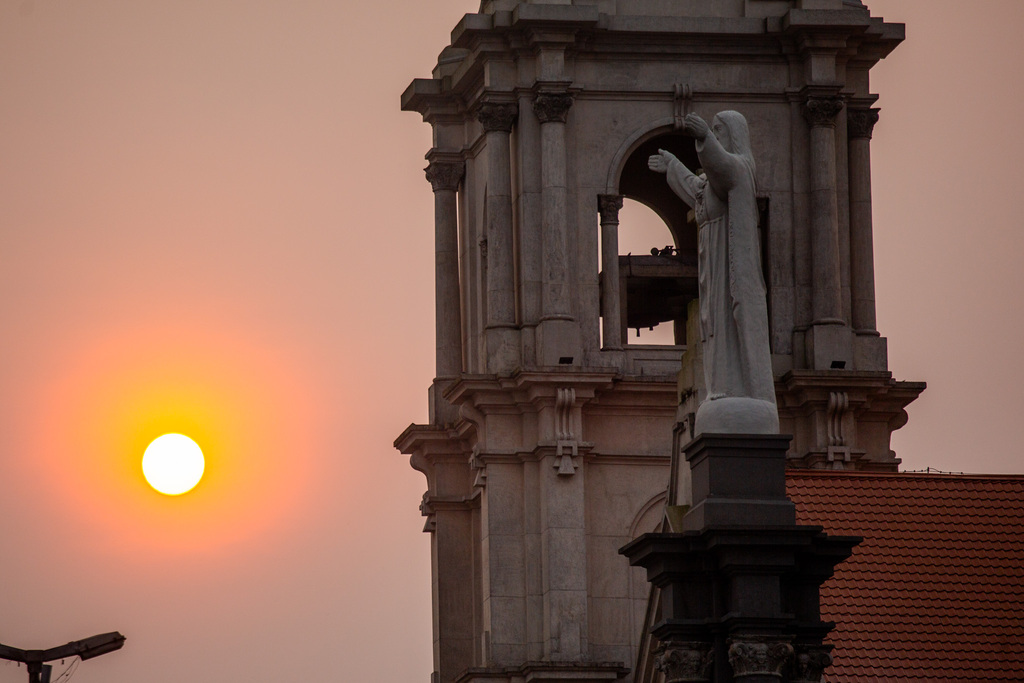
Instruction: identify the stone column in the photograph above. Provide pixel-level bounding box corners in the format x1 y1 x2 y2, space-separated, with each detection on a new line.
534 91 580 366
477 102 520 374
803 96 845 325
598 194 623 350
847 108 880 334
802 95 852 370
425 158 465 425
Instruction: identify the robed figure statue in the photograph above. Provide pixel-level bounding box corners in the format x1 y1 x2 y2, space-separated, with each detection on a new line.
649 111 778 434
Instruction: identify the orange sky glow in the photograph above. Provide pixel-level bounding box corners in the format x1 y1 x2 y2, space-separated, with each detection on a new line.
1 1 1022 682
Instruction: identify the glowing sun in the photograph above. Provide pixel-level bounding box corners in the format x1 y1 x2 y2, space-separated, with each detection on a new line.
142 434 205 495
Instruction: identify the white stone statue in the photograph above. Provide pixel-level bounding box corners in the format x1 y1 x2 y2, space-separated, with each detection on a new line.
649 111 778 435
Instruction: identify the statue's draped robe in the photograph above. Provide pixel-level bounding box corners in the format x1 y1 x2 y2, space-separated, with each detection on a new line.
665 124 775 404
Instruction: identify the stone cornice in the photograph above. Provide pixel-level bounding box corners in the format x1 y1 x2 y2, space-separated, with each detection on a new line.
400 78 464 122
394 423 467 456
445 371 619 406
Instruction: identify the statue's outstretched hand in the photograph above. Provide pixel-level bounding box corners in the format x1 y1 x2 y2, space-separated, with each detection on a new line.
683 113 711 141
648 149 676 174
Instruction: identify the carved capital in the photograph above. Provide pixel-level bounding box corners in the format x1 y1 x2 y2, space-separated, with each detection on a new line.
654 642 713 683
792 647 833 683
728 639 793 679
533 92 574 123
477 102 518 133
424 160 464 192
803 96 844 128
597 194 623 224
847 108 880 139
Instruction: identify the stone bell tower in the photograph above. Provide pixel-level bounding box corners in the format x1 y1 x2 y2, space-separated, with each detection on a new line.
395 1 920 682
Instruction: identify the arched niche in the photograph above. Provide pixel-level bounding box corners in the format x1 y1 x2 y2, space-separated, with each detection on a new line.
617 130 701 255
604 128 701 346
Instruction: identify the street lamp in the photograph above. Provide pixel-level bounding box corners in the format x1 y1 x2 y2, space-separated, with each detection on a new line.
0 632 125 683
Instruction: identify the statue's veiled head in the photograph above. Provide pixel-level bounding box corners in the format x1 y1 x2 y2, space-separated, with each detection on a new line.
712 110 755 177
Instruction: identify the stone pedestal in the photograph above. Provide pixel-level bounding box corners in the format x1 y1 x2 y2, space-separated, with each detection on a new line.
621 434 859 683
681 434 795 531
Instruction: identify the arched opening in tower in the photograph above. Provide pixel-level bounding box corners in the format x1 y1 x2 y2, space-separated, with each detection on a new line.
611 131 701 346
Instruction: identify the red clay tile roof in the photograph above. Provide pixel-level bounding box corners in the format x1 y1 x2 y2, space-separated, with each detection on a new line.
787 471 1024 683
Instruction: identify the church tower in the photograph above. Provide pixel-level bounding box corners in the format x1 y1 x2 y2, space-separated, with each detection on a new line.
395 2 920 682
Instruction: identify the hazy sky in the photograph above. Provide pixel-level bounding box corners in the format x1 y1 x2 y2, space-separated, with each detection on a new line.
1 1 1022 681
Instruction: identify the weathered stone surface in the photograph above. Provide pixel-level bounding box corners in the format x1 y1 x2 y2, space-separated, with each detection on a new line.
399 3 918 682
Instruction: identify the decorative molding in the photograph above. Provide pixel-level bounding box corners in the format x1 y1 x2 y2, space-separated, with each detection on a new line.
792 647 833 683
533 92 574 124
673 83 693 129
826 390 850 468
654 641 713 683
424 160 464 192
476 102 518 133
460 403 487 489
554 387 578 475
470 446 487 489
597 194 623 224
728 639 793 679
802 96 844 128
847 107 880 140
419 492 436 532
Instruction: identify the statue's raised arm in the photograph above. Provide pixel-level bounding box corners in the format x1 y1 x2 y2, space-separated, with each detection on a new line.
654 110 778 435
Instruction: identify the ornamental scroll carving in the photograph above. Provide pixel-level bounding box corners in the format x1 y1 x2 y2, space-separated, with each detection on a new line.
477 102 518 133
597 194 623 224
728 639 793 679
554 387 578 476
654 641 713 683
460 403 488 489
847 108 880 139
533 92 574 124
827 390 851 468
802 96 845 128
424 160 464 192
419 492 436 532
792 647 833 683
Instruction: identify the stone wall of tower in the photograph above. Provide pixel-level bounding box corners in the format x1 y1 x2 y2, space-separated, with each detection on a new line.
397 2 923 682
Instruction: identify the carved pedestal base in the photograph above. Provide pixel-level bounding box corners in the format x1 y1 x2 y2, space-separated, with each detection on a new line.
622 433 858 683
680 434 795 531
